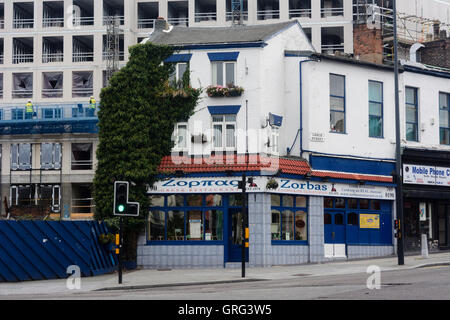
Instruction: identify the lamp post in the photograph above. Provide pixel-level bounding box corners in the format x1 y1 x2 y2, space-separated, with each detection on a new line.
393 0 405 265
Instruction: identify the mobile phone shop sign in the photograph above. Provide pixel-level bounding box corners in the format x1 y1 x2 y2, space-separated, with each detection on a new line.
149 177 395 200
403 164 450 186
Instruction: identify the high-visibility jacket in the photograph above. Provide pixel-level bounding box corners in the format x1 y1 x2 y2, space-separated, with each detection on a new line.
89 98 96 108
26 102 33 113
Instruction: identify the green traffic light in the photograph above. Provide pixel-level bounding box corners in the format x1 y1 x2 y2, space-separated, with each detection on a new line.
117 204 125 213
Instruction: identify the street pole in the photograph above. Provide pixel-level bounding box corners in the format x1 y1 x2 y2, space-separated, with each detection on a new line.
393 0 405 265
241 172 246 278
118 216 123 283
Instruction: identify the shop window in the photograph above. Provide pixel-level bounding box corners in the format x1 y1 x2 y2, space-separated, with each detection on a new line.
370 200 381 210
272 197 308 243
348 198 357 209
229 194 243 206
204 210 223 240
360 199 369 209
187 194 202 206
271 209 281 240
347 212 358 226
149 195 165 207
205 194 222 206
167 194 183 207
187 210 203 240
296 196 306 207
335 213 344 225
147 194 225 242
324 197 333 208
324 213 331 224
167 210 184 240
335 198 345 208
281 210 294 240
271 194 281 207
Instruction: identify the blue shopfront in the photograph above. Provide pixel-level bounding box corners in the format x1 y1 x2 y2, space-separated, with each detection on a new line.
139 176 395 268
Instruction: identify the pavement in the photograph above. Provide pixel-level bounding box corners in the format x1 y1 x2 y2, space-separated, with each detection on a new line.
1 251 450 297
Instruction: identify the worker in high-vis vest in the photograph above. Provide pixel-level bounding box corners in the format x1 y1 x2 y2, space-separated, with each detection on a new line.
25 100 34 119
88 96 96 116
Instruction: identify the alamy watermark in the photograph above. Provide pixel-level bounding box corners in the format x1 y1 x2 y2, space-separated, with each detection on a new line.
366 265 381 290
66 265 81 290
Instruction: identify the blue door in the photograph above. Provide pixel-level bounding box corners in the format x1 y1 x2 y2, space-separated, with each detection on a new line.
226 208 249 262
324 212 347 257
324 212 346 244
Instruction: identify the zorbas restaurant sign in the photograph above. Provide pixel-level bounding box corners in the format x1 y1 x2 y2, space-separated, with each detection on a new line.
149 177 395 200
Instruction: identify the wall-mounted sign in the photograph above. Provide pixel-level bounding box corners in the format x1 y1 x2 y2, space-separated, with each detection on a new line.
149 177 395 200
360 214 380 229
403 164 450 186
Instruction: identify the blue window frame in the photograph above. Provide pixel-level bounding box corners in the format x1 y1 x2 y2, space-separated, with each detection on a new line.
42 108 62 119
405 87 419 142
439 92 450 145
147 194 227 243
271 194 308 244
368 80 383 138
329 74 345 133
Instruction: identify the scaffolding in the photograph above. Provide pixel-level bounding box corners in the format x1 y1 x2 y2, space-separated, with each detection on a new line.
353 0 450 61
104 16 122 86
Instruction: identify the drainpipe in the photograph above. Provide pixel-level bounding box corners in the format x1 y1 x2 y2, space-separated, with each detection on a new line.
299 58 318 159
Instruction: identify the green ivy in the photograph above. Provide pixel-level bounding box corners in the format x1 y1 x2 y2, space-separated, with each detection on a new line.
93 43 201 260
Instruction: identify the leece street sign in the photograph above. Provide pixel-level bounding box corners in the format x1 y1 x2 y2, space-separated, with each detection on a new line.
148 177 395 200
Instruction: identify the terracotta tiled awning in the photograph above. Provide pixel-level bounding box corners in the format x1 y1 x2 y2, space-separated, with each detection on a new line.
158 154 393 183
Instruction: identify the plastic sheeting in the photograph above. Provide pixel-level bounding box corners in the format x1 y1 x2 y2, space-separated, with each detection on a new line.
42 72 63 98
13 73 33 98
72 71 93 97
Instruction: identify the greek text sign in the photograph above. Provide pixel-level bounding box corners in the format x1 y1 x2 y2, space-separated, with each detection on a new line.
403 164 450 186
149 177 395 200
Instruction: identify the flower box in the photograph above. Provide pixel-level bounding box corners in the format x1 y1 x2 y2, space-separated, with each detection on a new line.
206 85 244 97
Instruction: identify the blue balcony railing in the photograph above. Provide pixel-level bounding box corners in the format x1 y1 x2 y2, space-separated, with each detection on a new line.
0 103 99 135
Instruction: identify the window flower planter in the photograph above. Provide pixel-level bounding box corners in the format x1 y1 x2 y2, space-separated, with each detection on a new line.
206 85 244 97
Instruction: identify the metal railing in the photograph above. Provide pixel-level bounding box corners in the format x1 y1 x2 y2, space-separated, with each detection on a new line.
321 7 344 17
167 17 189 26
103 15 124 25
13 53 33 64
257 10 280 20
321 44 345 53
42 53 64 63
72 52 94 62
102 51 125 61
0 54 3 64
0 103 98 121
194 12 217 22
43 17 64 28
225 11 249 21
72 16 95 26
289 8 312 18
71 198 95 215
12 89 33 99
0 19 4 29
41 89 63 98
71 160 93 170
13 18 34 28
137 18 155 28
72 87 94 97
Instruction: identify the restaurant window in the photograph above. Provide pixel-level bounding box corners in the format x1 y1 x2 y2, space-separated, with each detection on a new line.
271 194 308 242
147 194 224 242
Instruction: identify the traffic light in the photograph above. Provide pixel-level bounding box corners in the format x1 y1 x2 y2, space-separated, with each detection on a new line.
126 202 140 217
114 181 129 215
